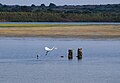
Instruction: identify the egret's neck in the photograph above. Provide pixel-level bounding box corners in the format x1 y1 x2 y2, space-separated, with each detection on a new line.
51 47 54 50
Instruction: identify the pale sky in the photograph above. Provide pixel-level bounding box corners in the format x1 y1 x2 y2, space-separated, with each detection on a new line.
0 0 120 6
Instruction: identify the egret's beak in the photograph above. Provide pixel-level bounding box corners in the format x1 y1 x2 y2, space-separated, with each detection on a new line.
54 48 57 50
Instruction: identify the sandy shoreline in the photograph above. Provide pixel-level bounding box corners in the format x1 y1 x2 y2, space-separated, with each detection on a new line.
0 25 120 39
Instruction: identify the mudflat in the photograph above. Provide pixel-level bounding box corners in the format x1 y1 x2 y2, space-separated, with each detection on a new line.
0 24 120 38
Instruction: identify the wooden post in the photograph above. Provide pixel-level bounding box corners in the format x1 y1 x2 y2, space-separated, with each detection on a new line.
37 54 39 59
77 48 82 60
68 49 73 60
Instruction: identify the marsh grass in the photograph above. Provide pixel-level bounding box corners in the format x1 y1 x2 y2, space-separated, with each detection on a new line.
0 23 111 27
0 24 75 27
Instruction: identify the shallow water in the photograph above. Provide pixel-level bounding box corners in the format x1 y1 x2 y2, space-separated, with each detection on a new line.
0 22 120 25
0 38 120 83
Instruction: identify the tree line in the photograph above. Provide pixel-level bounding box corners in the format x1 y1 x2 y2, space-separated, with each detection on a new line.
0 3 120 22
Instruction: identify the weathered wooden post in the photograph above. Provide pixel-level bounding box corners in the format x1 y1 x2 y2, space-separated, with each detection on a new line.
77 48 82 60
68 49 73 60
37 54 39 59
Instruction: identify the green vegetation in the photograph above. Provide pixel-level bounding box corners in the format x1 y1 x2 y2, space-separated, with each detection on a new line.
0 3 120 22
0 24 75 27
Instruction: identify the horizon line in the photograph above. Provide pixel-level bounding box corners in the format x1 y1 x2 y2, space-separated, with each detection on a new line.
0 2 120 6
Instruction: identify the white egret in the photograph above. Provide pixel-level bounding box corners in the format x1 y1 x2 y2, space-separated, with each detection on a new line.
45 47 57 55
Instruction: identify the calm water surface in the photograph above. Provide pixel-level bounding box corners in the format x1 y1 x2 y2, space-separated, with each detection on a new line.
0 22 120 25
0 38 120 83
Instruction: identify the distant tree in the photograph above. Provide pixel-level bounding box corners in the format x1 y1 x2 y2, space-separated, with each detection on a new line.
49 3 56 8
11 5 20 12
31 4 36 7
40 4 46 9
40 4 45 7
20 6 31 12
47 8 53 12
0 3 2 6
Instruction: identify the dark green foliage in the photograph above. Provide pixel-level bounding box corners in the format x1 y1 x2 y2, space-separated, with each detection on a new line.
49 3 56 8
40 4 46 8
31 4 36 7
0 3 120 22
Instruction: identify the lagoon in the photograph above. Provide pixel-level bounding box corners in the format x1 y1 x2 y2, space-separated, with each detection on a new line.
0 38 120 83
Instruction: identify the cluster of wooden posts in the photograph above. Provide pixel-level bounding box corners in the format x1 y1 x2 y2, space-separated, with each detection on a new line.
68 48 82 60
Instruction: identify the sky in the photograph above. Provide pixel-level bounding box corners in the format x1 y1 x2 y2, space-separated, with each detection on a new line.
0 0 120 6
